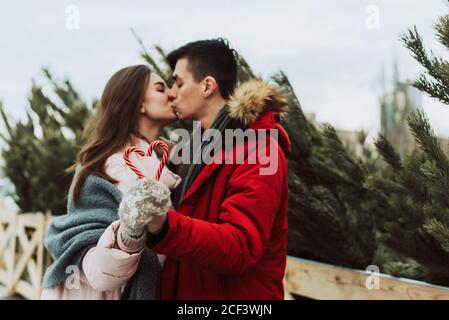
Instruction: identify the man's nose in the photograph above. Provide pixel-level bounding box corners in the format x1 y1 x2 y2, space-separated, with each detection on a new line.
168 88 177 101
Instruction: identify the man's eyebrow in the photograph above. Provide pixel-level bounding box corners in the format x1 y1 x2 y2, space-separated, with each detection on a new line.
172 74 181 82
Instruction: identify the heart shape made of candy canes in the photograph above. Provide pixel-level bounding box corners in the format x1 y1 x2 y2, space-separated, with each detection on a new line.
123 140 169 181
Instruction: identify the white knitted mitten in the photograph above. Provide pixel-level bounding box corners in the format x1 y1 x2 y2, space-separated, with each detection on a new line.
118 178 171 251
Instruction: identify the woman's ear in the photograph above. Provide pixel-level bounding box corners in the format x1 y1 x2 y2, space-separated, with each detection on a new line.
203 76 218 98
140 104 146 114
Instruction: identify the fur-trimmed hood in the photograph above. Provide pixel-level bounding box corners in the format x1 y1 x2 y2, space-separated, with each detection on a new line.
227 79 291 155
228 79 288 126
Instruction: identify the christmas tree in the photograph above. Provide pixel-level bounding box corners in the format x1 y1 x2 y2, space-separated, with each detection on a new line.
369 4 449 285
371 111 449 284
0 69 92 214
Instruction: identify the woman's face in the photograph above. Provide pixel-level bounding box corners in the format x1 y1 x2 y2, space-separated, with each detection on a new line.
140 73 177 124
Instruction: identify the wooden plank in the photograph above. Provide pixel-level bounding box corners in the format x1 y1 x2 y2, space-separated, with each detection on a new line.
18 213 46 229
0 208 16 290
15 281 36 300
284 256 449 300
12 213 46 300
0 284 14 299
0 209 16 223
0 213 14 259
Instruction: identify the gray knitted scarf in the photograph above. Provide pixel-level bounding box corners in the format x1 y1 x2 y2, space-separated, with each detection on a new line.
43 173 161 300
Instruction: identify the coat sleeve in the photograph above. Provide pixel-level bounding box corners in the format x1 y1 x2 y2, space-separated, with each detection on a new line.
82 221 143 291
149 153 286 275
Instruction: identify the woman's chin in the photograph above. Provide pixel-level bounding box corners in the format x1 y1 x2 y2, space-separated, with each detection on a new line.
166 114 179 123
161 111 179 122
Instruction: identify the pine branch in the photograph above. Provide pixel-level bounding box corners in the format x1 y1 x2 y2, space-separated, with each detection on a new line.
374 134 402 170
154 45 167 62
235 53 257 83
435 15 449 51
402 26 449 100
407 110 449 173
130 28 164 77
271 71 302 109
423 218 449 254
413 74 449 104
0 101 12 138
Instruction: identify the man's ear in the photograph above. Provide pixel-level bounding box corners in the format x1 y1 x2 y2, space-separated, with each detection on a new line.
203 76 218 98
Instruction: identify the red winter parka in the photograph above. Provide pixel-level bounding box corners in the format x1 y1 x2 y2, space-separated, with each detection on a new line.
149 79 292 300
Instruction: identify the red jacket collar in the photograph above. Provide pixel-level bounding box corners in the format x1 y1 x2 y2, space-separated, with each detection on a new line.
249 111 292 156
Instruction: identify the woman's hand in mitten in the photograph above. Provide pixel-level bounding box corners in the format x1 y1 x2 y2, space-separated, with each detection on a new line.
118 178 171 251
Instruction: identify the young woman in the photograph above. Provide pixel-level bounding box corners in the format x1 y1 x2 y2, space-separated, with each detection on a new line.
41 64 180 299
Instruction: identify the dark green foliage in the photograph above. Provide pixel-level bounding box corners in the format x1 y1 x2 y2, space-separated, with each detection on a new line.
0 69 92 214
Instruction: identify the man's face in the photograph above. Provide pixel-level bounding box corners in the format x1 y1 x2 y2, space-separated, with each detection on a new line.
170 58 206 121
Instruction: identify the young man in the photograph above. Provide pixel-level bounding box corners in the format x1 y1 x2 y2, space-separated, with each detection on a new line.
133 39 291 299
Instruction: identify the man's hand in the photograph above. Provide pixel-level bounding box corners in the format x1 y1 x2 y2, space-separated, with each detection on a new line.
146 213 168 235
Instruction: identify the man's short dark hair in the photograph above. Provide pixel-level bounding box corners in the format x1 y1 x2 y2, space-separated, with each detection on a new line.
167 38 238 100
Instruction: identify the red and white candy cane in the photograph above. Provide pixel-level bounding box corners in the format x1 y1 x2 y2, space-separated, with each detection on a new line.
123 140 170 181
123 146 146 179
147 140 170 181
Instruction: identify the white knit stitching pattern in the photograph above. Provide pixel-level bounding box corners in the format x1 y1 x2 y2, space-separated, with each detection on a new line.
119 178 171 238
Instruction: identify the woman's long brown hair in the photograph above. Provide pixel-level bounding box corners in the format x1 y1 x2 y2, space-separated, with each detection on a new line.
70 64 151 207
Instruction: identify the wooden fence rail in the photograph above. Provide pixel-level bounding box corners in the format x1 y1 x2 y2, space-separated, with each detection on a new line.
2 203 449 300
0 205 51 300
284 256 449 300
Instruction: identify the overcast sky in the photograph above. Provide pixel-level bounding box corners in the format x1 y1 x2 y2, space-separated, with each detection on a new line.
1 0 449 140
